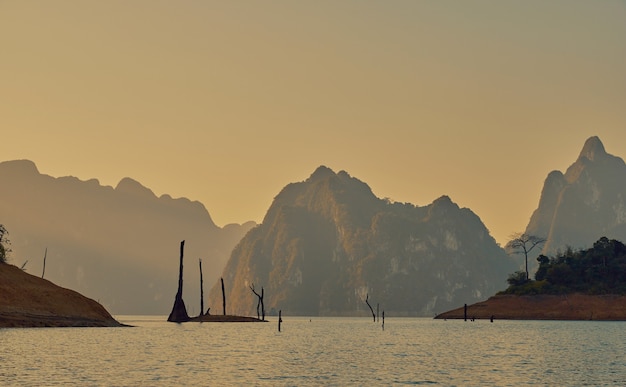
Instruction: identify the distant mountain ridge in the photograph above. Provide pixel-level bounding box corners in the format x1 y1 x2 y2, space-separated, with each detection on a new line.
6 136 621 317
0 160 255 314
526 136 626 256
208 166 515 317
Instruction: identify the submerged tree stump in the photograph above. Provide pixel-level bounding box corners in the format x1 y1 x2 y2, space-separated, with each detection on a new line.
167 240 190 322
221 277 226 316
199 258 204 317
365 294 376 322
250 283 266 321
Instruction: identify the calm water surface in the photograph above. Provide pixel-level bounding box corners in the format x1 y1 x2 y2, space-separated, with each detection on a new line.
1 316 624 386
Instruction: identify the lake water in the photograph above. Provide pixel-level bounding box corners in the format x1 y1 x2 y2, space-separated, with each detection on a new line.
1 316 624 386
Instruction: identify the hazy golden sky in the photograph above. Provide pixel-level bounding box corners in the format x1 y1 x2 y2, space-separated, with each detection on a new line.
1 1 625 245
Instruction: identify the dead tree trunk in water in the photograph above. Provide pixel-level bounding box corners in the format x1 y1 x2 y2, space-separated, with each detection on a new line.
250 284 260 320
199 258 204 317
167 241 190 322
260 287 265 321
250 283 266 321
221 277 226 316
365 294 376 322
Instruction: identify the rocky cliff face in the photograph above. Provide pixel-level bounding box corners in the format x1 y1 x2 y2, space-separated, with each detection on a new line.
526 136 626 256
208 166 514 317
0 160 255 314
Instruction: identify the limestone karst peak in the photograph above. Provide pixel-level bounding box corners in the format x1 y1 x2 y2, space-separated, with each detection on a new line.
526 135 626 256
208 167 512 317
308 165 336 181
578 136 606 162
433 195 453 205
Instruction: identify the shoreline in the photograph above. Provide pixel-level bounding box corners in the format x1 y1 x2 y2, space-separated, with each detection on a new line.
434 293 626 321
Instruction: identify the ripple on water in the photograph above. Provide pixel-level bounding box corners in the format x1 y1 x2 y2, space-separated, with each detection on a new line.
1 317 625 385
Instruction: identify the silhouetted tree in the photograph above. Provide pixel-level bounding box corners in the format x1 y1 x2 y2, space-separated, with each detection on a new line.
0 224 9 264
535 255 550 281
505 233 546 281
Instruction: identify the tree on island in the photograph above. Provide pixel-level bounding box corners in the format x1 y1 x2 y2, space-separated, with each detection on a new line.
505 232 546 281
0 224 10 264
501 237 626 295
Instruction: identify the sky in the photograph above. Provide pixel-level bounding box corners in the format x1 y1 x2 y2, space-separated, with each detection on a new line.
1 1 625 245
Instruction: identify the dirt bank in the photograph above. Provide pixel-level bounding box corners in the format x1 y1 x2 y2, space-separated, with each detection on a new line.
435 293 626 321
0 263 124 328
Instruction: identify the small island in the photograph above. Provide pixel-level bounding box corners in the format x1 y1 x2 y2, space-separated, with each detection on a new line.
167 240 267 323
435 237 626 321
189 315 266 323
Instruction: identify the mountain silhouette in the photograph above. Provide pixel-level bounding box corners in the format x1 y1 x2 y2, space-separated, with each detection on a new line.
0 160 255 314
526 136 626 256
208 166 515 317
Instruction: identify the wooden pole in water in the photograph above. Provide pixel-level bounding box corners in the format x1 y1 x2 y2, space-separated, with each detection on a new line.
278 310 283 332
464 304 467 322
382 311 385 331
